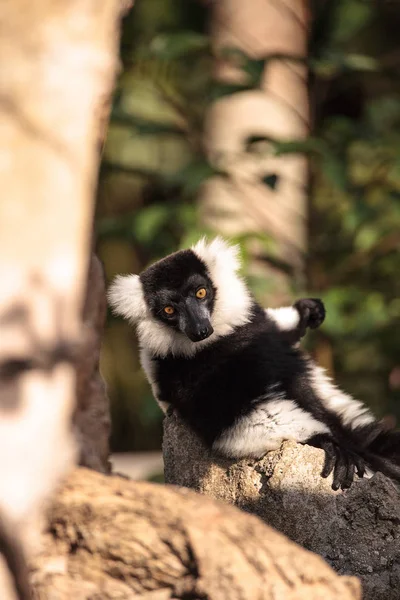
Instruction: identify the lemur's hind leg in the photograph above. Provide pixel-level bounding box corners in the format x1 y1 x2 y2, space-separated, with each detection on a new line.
266 298 326 346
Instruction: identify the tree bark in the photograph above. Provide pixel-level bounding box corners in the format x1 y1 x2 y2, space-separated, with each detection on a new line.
163 413 400 600
201 0 309 300
0 1 129 597
31 467 360 600
74 253 111 474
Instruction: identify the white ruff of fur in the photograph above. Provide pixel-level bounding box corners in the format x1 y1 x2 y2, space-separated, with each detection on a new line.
192 237 253 338
136 319 212 358
310 363 375 430
265 306 300 330
107 275 184 358
107 274 147 323
213 390 329 459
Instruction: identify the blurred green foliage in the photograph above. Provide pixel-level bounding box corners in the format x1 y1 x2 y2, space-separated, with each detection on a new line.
97 0 400 452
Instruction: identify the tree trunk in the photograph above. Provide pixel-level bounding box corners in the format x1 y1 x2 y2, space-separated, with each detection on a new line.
201 0 309 301
0 1 129 597
74 253 111 474
163 413 400 600
31 467 360 600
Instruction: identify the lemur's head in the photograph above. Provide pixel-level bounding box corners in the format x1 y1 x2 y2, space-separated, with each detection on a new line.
108 237 253 357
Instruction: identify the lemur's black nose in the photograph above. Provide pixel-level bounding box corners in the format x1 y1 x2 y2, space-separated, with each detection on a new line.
198 325 213 340
187 323 213 342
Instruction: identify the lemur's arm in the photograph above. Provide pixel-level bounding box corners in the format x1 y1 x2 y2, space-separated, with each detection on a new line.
266 298 326 346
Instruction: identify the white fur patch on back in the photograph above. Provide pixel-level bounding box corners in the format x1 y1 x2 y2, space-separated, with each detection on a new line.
213 392 329 459
107 274 147 323
192 237 253 338
309 363 375 430
266 306 300 331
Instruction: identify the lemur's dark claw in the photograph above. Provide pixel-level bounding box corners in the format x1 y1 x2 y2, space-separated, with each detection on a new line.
332 449 348 491
294 298 326 333
354 455 366 479
306 433 360 491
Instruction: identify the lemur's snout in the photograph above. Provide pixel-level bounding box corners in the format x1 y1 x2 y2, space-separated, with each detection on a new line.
198 323 214 341
186 322 214 342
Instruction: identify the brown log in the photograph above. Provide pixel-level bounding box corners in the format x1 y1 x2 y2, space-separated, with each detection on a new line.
31 467 360 600
163 413 400 600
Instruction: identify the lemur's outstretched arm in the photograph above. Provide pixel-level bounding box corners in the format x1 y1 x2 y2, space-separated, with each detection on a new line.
266 298 326 346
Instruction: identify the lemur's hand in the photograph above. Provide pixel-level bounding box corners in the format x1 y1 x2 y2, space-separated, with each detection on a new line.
293 298 326 337
306 433 365 491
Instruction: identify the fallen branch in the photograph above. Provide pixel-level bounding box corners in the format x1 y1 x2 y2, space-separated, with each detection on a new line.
31 468 360 600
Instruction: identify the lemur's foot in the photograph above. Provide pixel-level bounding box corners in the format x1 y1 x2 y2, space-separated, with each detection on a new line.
294 298 326 332
306 433 365 491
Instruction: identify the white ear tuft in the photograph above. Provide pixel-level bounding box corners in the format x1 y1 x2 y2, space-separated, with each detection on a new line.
107 274 147 323
192 236 241 273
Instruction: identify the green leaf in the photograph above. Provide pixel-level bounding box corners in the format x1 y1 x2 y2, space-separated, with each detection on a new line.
169 160 228 195
241 57 265 86
208 82 254 102
133 204 170 243
354 226 380 251
148 32 209 60
246 135 326 156
366 96 400 133
321 154 347 190
96 214 135 238
330 1 373 45
312 52 379 77
111 112 185 137
218 48 305 88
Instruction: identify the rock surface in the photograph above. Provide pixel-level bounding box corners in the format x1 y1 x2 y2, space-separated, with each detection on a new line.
31 468 360 600
163 412 400 600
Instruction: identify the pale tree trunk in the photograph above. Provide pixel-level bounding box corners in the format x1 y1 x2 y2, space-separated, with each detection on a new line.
0 1 129 598
201 0 309 302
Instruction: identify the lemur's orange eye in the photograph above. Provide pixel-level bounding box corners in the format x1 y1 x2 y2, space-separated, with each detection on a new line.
164 306 175 315
196 288 207 299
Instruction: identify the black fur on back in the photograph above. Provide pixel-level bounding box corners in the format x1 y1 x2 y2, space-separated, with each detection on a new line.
154 299 400 487
155 302 341 445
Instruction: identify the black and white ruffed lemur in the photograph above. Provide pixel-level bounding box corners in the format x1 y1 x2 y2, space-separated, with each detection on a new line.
108 237 400 490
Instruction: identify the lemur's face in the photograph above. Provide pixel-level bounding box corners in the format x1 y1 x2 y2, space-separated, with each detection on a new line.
108 237 253 357
140 250 216 342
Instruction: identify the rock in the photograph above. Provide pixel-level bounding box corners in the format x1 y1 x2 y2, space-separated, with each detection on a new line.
31 468 360 600
163 412 400 600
